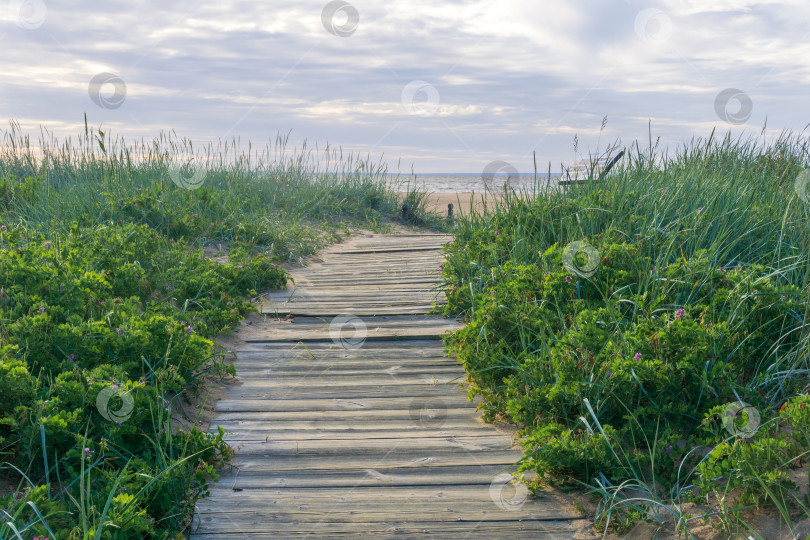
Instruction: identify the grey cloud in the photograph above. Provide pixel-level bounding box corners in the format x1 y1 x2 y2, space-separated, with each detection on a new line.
1 0 809 173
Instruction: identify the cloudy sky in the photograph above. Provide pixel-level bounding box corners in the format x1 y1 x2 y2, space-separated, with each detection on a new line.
1 0 809 174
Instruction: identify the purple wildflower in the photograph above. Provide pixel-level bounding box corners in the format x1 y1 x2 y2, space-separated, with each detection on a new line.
0 225 5 231
117 327 123 335
565 275 573 282
44 241 51 247
69 354 75 361
675 308 686 320
83 447 94 457
663 444 673 452
187 325 193 334
634 352 642 361
38 306 45 314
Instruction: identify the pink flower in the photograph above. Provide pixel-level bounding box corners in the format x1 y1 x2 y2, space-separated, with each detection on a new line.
0 225 5 231
634 352 642 361
44 241 51 247
38 306 46 314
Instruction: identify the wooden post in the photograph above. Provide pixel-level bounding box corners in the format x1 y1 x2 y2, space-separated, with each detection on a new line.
447 203 454 224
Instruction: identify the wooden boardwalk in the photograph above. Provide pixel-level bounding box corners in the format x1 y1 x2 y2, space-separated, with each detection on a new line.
191 233 580 538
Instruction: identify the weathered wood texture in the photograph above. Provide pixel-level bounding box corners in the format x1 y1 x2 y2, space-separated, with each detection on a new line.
191 233 580 538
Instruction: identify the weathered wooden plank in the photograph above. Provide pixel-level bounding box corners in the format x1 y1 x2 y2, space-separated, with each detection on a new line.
214 420 502 436
201 485 546 502
205 464 522 489
260 305 439 316
242 318 461 332
228 339 452 351
239 319 461 342
235 372 463 386
192 502 566 523
210 410 486 426
215 395 477 412
219 383 476 401
300 257 444 265
285 279 441 287
213 450 521 471
241 329 458 343
191 521 575 538
220 436 515 455
231 348 457 358
286 314 452 324
266 293 443 303
192 507 570 525
231 364 464 375
293 275 438 283
216 426 501 441
230 352 458 363
195 501 544 518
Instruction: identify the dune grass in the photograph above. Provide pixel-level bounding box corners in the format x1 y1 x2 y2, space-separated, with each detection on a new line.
0 120 438 539
0 118 443 261
440 130 810 537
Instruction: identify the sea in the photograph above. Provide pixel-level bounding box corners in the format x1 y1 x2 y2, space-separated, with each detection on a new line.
387 173 564 193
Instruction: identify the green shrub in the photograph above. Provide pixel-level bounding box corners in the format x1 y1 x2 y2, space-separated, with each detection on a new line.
441 134 810 533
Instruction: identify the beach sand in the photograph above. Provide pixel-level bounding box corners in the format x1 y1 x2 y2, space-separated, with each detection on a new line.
398 192 505 216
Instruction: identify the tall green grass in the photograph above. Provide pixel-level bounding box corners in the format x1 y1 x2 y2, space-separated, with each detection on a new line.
0 118 440 261
441 130 810 536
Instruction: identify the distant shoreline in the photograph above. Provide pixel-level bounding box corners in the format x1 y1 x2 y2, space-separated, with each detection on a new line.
398 191 518 214
389 173 563 177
